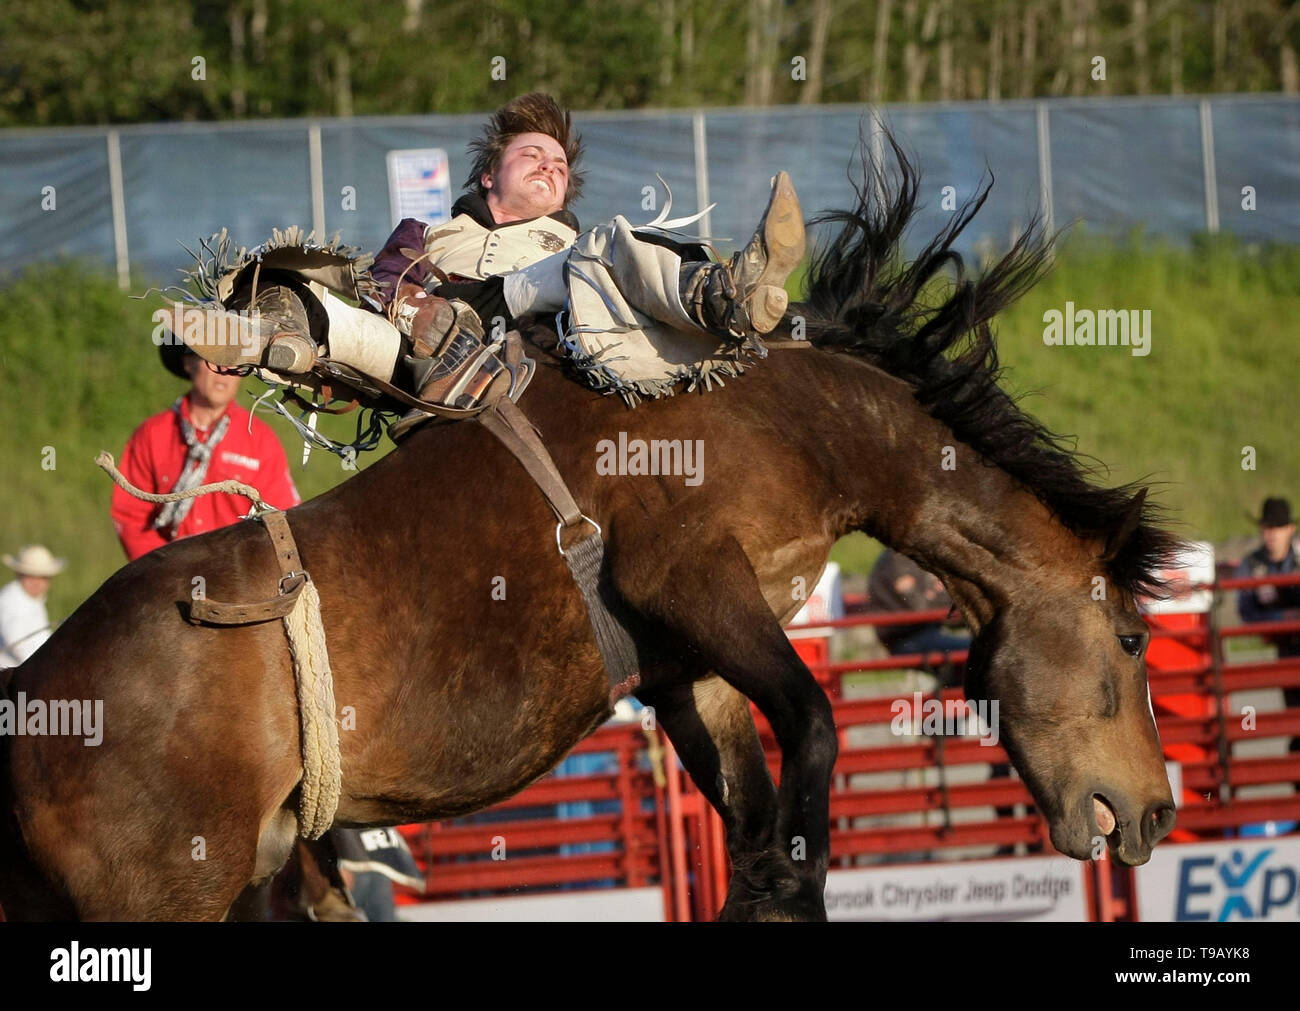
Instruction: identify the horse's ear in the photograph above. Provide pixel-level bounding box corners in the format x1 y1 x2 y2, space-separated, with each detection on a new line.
1103 488 1148 562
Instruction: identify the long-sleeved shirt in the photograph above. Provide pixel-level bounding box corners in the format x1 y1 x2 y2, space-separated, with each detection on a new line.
0 579 52 667
110 394 300 561
1235 543 1300 624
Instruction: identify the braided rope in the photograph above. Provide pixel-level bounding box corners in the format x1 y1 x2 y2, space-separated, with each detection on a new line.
95 451 271 513
284 579 342 839
96 450 340 838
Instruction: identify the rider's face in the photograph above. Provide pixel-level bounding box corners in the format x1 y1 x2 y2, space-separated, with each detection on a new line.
481 132 569 223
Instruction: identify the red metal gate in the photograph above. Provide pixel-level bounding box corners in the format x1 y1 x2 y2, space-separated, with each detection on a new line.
394 571 1300 920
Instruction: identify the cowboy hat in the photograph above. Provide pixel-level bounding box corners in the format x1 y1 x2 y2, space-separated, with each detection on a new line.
158 331 195 379
3 544 67 577
1254 497 1294 528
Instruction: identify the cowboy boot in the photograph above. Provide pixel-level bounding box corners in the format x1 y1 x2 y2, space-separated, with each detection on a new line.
183 281 318 374
388 298 511 440
679 171 805 340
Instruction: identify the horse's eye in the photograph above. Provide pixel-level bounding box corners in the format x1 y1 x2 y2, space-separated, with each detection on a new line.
1118 634 1143 657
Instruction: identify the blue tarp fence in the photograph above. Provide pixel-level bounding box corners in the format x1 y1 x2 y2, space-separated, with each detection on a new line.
1 95 1296 289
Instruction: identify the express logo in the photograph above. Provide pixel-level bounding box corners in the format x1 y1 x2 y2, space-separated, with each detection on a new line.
1175 848 1297 921
220 451 261 471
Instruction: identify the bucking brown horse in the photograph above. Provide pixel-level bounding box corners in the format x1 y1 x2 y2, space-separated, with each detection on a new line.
0 136 1180 921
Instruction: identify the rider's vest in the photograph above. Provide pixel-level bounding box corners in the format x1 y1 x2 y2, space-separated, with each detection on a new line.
423 213 576 280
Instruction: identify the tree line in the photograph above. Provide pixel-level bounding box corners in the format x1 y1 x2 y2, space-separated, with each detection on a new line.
2 0 1297 127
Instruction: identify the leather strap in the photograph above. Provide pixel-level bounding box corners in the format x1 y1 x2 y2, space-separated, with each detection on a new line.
478 399 584 531
477 400 641 704
316 360 487 420
282 386 360 416
188 583 304 624
188 511 309 626
262 510 304 577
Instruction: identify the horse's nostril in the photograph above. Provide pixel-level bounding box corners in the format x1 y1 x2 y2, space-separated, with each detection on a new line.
1143 803 1176 846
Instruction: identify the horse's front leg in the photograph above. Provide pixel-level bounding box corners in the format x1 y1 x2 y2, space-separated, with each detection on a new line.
620 535 837 920
641 674 815 920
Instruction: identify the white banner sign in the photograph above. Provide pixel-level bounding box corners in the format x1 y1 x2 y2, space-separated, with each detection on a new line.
824 855 1089 921
788 562 844 640
1140 540 1215 615
1135 835 1300 921
386 148 452 227
398 886 665 922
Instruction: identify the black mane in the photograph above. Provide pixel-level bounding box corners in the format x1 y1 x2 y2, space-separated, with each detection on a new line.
797 129 1182 598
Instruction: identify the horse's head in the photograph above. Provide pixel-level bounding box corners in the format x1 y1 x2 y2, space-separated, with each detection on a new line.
962 494 1178 867
800 127 1186 869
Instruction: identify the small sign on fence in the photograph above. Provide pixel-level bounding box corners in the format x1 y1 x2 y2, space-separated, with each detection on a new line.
398 886 665 922
386 148 452 227
1141 540 1215 615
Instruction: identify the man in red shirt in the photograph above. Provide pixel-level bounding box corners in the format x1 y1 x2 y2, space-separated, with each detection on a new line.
111 341 364 921
110 342 300 561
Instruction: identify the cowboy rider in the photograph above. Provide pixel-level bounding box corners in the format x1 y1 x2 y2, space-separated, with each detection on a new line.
182 93 806 429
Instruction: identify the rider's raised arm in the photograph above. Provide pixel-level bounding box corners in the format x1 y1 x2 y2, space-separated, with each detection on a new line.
369 218 438 311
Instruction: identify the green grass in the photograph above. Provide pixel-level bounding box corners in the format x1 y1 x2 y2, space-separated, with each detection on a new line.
829 232 1300 577
3 235 1298 620
988 231 1300 542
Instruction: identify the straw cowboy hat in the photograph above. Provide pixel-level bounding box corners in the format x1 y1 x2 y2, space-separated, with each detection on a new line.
3 544 68 578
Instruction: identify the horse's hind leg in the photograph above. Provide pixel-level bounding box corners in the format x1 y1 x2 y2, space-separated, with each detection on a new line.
640 675 810 921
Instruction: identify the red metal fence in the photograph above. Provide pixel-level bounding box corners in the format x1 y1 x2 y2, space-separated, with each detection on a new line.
395 571 1300 921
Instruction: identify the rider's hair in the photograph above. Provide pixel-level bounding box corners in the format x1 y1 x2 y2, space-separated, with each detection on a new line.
466 92 584 207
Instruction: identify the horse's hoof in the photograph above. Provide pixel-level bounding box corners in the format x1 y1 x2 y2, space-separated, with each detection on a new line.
717 880 827 922
750 899 827 922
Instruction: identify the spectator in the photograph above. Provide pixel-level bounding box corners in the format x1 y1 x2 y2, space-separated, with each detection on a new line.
110 341 300 561
334 828 425 921
0 545 66 667
1235 496 1300 755
868 549 970 679
110 341 374 922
